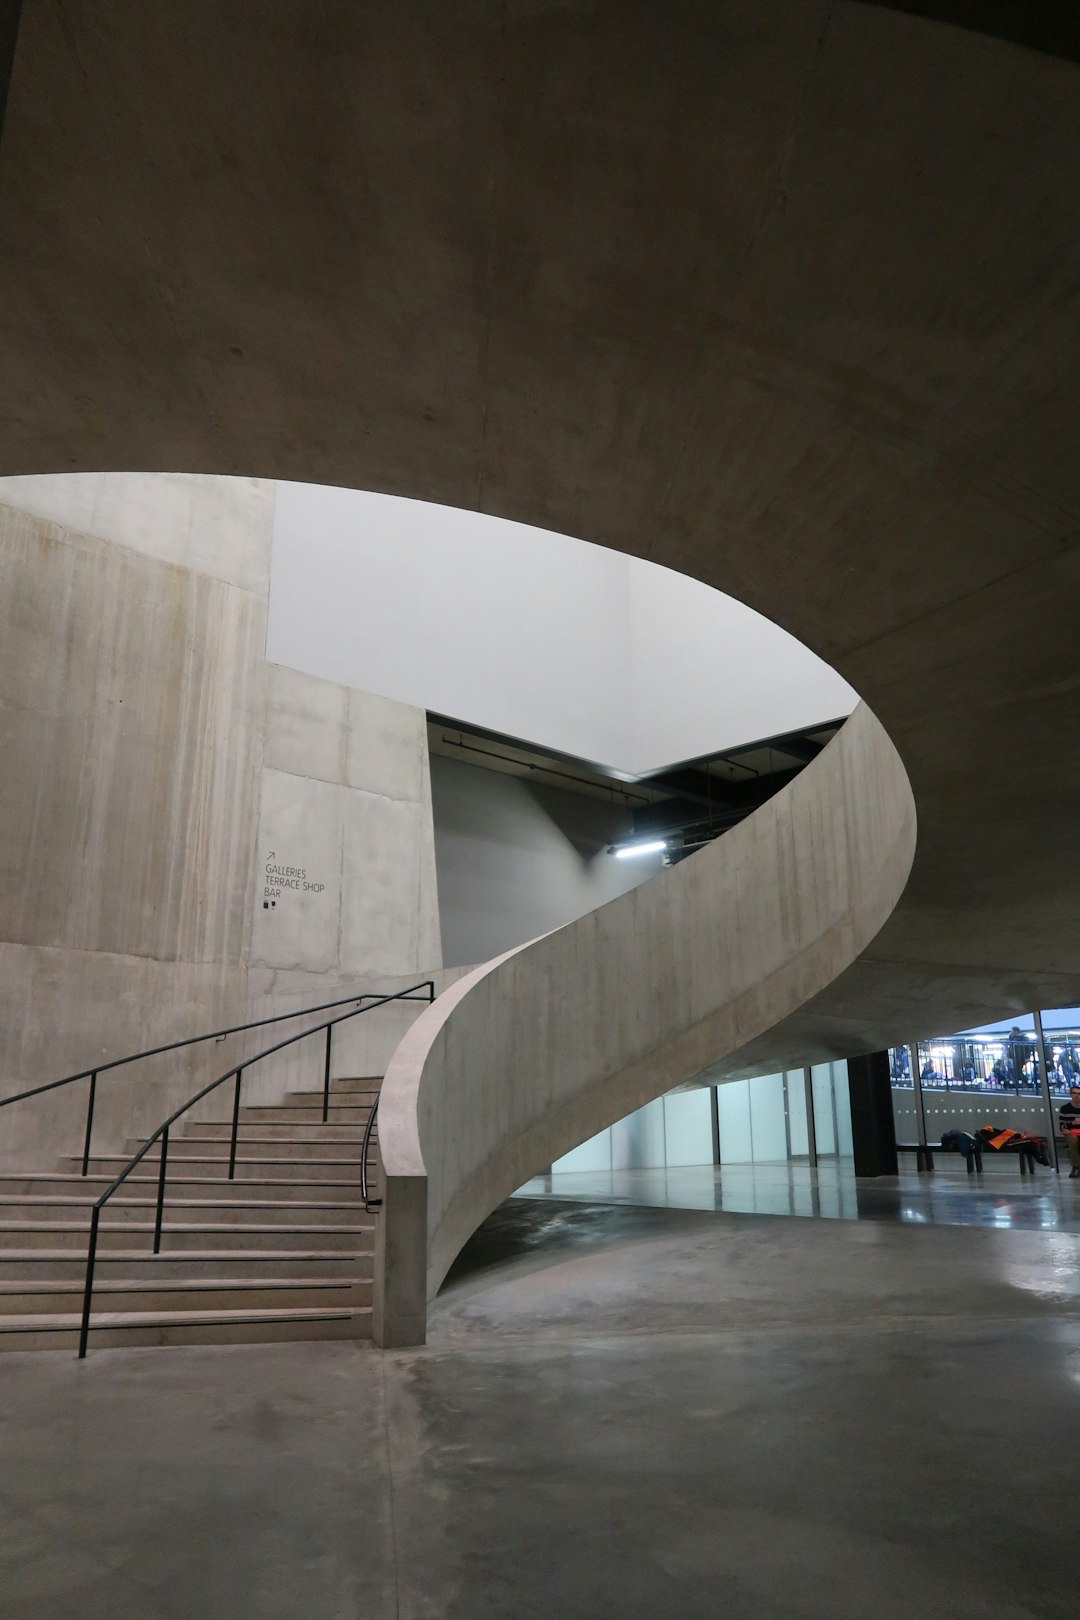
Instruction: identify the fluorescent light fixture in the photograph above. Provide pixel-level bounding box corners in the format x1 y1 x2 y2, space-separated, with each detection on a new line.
613 839 668 859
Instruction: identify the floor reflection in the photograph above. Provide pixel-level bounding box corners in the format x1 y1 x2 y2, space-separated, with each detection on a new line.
514 1160 1080 1232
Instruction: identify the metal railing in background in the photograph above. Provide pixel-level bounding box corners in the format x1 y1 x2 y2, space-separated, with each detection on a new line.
77 980 435 1358
0 987 402 1175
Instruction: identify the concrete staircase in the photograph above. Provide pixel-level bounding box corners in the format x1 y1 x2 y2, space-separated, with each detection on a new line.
0 1075 380 1351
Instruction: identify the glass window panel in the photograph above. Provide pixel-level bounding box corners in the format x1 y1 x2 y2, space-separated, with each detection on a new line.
810 1063 837 1154
786 1069 809 1156
611 1097 666 1170
716 1079 753 1164
833 1061 854 1159
553 1127 612 1173
749 1072 788 1162
1034 1011 1080 1097
915 1018 1044 1094
889 1045 913 1086
663 1089 713 1167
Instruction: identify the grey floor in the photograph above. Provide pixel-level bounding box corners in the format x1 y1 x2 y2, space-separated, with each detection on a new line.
4 1182 1080 1618
518 1156 1080 1229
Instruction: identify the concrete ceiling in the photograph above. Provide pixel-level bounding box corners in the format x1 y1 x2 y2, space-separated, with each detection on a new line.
2 1 1080 1051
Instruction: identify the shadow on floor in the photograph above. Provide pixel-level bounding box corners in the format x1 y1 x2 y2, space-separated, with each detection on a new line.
441 1195 711 1296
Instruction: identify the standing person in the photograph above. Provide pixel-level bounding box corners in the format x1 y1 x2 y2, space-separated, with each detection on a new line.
1008 1027 1035 1091
1059 1086 1080 1179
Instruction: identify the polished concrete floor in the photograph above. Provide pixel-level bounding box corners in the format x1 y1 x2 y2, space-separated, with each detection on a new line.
518 1157 1080 1230
3 1196 1080 1618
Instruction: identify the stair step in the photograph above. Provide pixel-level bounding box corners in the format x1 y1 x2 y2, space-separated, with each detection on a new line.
2 1067 390 1351
64 1155 368 1181
0 1196 369 1227
178 1122 369 1141
0 1223 372 1251
4 1174 366 1202
137 1135 368 1158
0 1305 372 1351
0 1250 367 1281
232 1105 375 1125
288 1089 380 1106
0 1275 371 1313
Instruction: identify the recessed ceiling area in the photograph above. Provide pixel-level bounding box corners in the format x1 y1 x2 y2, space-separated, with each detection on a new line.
428 711 844 862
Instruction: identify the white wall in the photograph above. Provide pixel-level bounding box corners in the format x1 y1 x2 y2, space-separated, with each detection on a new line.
268 483 855 774
429 754 663 967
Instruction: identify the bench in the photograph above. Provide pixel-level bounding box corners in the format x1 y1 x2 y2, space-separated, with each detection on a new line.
898 1138 1050 1174
897 1140 981 1174
994 1139 1043 1174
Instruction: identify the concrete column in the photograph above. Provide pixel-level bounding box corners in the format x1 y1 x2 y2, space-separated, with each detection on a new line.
847 1051 898 1177
372 1167 428 1348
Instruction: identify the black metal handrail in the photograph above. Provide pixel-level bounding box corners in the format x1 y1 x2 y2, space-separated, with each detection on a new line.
76 980 435 1357
361 1095 380 1210
1 986 397 1175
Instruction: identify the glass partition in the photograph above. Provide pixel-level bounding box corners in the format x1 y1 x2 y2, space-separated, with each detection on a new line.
551 1010 1080 1183
889 1011 1080 1151
808 1062 853 1159
1036 1010 1080 1097
889 1045 913 1087
786 1069 810 1156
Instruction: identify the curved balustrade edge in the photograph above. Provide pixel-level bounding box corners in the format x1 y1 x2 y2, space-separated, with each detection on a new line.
374 703 917 1347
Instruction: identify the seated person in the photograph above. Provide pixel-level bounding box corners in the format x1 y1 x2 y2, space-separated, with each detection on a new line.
1059 1086 1080 1179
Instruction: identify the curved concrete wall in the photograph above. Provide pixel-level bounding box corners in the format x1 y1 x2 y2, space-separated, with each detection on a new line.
375 704 915 1344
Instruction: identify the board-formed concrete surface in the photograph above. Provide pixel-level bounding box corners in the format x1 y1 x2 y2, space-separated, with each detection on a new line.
2 1 1078 1043
2 1200 1079 1618
6 2 1080 1332
0 473 446 1168
376 702 916 1341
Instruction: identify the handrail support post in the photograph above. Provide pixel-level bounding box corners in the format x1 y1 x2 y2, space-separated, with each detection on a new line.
81 1071 98 1177
323 1024 333 1123
78 1206 100 1359
153 1126 169 1254
228 1068 243 1180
